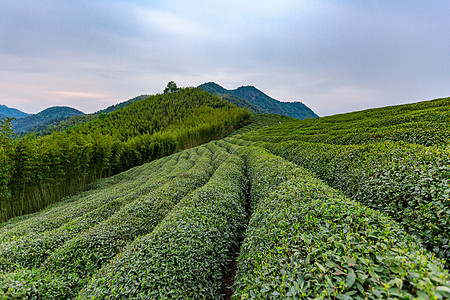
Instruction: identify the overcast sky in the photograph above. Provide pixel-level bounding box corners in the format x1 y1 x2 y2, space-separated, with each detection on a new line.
1 1 449 116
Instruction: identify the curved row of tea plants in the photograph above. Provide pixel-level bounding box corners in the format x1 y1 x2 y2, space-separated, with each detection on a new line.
241 97 450 146
0 149 179 240
0 143 229 298
0 146 209 271
227 144 450 299
232 137 450 262
78 151 247 299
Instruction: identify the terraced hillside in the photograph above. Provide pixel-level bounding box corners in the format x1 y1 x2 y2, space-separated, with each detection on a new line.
235 97 450 262
1 97 449 299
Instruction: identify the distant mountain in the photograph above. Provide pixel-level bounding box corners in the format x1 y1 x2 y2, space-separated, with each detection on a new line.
0 104 30 119
198 82 318 119
12 106 84 134
218 94 266 114
24 95 151 137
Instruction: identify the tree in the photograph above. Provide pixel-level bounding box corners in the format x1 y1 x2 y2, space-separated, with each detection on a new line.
164 81 179 93
0 117 15 145
0 117 15 219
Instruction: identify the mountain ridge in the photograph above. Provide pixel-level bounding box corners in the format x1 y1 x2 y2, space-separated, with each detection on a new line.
0 104 31 119
11 106 84 134
198 82 318 119
19 95 152 137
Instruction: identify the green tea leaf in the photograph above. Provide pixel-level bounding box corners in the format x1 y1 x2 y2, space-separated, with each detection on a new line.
346 269 356 288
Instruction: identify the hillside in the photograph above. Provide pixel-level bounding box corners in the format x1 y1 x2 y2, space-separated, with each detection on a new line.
198 82 319 119
96 94 149 115
0 104 30 119
218 94 266 114
0 107 449 298
11 106 84 134
25 95 151 137
242 96 450 146
0 87 249 222
1 96 449 299
23 114 98 137
237 96 450 261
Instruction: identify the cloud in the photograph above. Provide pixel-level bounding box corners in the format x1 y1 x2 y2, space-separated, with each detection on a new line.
48 91 108 99
0 1 449 116
308 86 385 116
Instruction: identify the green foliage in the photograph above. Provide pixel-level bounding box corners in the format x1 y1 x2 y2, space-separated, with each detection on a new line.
0 117 15 216
0 133 449 298
11 106 84 135
24 95 149 137
243 97 450 146
1 96 449 298
235 97 450 262
228 145 450 299
164 81 179 93
1 87 249 222
238 138 450 262
79 148 247 299
0 145 219 298
0 117 15 145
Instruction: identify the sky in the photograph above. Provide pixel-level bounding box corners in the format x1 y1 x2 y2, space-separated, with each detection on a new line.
0 1 449 116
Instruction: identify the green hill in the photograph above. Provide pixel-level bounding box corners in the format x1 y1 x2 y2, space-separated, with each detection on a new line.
1 96 449 299
241 97 450 146
0 104 30 119
25 95 151 137
96 95 149 115
198 82 319 119
11 106 84 135
24 114 98 137
217 94 266 114
237 96 450 261
0 87 249 221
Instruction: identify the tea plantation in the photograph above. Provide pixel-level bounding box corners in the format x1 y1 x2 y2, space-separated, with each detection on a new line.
1 97 449 299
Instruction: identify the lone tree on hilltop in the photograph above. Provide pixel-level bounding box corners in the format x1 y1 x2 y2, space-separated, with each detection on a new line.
164 81 179 93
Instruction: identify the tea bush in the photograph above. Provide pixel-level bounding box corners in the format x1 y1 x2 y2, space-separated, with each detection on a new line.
78 152 247 299
257 140 450 261
231 145 450 299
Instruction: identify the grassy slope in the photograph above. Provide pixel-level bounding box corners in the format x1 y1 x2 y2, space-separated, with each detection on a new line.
244 97 450 146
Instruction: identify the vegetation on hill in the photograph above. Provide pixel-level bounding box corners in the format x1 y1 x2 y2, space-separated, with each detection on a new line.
0 86 249 222
218 94 266 114
17 95 150 137
0 139 448 299
244 97 450 146
11 106 84 135
0 104 30 119
226 143 449 299
236 97 450 262
96 95 149 115
1 94 449 298
198 82 319 119
25 114 98 137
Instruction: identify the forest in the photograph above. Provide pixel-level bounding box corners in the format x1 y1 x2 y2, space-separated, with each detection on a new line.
0 87 249 222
